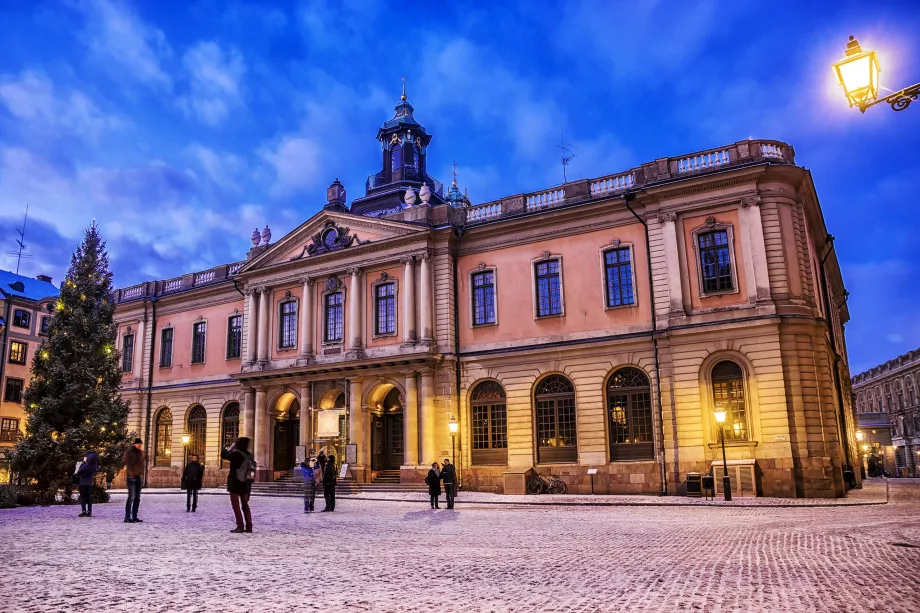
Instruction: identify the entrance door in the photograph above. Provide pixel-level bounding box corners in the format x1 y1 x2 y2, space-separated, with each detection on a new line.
273 411 299 470
372 412 404 470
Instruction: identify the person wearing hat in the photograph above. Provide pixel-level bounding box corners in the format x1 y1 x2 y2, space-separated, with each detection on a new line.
440 458 457 509
122 438 146 523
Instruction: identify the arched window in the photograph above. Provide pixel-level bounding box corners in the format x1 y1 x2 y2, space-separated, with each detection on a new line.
534 375 577 463
907 377 915 407
154 408 172 467
712 361 747 442
221 403 240 467
470 381 507 466
187 405 207 461
607 367 654 461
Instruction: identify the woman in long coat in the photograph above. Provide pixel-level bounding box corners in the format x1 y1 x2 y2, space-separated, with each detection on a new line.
426 462 442 509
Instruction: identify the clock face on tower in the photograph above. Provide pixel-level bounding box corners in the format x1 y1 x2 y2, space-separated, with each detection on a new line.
323 229 337 248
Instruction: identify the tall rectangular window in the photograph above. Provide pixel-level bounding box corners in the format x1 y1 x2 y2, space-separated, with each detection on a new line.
0 418 19 443
8 341 27 365
604 247 635 307
227 315 242 359
698 230 733 293
535 260 562 317
191 322 207 364
279 302 297 348
4 378 24 403
324 292 343 342
40 316 50 335
160 328 173 367
121 334 134 373
13 309 30 328
472 271 496 326
375 283 396 335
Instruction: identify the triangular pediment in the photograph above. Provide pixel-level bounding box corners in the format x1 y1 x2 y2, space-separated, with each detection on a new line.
238 211 426 274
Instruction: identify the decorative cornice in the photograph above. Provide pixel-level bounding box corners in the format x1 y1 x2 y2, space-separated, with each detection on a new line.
346 266 363 277
741 196 763 208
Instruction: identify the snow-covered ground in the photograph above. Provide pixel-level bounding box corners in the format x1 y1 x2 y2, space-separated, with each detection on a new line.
1 480 919 612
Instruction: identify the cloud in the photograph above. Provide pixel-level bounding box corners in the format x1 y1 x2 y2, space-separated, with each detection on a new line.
259 136 322 196
178 42 246 126
186 144 244 191
77 0 172 88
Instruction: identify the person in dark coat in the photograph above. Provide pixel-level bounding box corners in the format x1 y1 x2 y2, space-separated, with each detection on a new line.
317 451 327 471
300 458 317 513
122 438 145 523
441 458 457 509
220 437 254 533
426 462 442 509
321 454 337 512
77 452 99 517
182 454 204 512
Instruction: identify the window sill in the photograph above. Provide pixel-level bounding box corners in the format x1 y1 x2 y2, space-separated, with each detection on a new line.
158 365 172 369
603 302 638 312
321 341 344 347
225 356 241 362
707 440 758 449
277 346 297 353
699 288 740 299
371 332 398 340
534 313 565 321
190 361 205 366
471 322 497 328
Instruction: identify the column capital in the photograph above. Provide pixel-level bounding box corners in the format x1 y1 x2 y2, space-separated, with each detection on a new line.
300 277 314 286
256 285 272 295
741 195 763 208
417 249 431 262
347 375 364 384
346 266 363 277
655 211 677 223
400 254 415 265
244 288 255 297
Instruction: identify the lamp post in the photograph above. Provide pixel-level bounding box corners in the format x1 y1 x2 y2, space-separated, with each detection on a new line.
833 35 920 112
855 430 867 479
861 443 871 477
713 408 732 501
448 415 458 470
181 433 190 467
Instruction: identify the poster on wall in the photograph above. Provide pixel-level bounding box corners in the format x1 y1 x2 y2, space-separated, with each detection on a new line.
317 409 345 438
295 445 306 465
345 444 357 464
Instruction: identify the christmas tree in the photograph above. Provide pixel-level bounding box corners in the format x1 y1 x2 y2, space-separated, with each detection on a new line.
11 223 132 498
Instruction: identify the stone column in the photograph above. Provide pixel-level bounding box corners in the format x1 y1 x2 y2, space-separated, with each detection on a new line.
254 387 268 474
658 212 685 316
257 287 271 363
419 251 433 345
242 388 255 439
347 267 364 356
245 290 258 364
133 319 145 381
403 372 419 465
401 256 416 346
300 382 311 453
741 196 772 303
299 278 314 361
348 377 365 468
420 371 437 465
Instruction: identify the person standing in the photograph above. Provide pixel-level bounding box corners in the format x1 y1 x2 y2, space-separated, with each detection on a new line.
122 438 145 523
321 454 337 512
76 452 99 517
426 462 441 509
182 454 204 513
221 437 254 533
441 458 457 510
317 451 327 472
300 458 317 513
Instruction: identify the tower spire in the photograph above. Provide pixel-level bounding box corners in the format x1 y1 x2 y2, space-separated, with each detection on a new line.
401 76 407 101
452 161 459 187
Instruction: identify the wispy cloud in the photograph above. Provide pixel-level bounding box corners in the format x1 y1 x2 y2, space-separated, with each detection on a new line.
178 42 246 126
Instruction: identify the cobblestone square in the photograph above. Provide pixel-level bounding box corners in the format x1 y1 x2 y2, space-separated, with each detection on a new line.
2 482 919 612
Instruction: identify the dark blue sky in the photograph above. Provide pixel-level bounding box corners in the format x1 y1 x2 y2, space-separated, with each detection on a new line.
0 0 918 374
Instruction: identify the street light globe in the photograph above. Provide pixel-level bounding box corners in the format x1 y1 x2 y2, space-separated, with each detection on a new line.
862 444 870 453
448 415 459 435
833 35 881 111
713 409 727 424
181 433 190 445
855 430 864 442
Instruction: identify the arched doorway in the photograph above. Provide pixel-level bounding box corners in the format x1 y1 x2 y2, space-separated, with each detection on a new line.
273 392 300 470
314 389 346 463
370 386 404 470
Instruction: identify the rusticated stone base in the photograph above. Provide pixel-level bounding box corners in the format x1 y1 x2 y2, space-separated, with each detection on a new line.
113 467 230 489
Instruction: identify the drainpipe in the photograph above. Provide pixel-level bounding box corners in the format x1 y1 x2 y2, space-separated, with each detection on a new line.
624 191 668 496
818 235 853 487
0 294 11 409
142 295 157 487
452 220 465 486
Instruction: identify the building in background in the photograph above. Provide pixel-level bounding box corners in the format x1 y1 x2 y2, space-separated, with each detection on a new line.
853 349 920 477
112 91 856 497
0 270 59 481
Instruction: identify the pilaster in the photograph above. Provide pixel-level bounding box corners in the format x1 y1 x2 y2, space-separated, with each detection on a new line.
403 371 419 466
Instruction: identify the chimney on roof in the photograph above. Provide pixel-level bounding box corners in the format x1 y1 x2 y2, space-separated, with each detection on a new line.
36 274 52 283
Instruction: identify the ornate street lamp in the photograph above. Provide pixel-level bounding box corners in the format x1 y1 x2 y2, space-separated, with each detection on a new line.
448 415 459 469
181 433 190 466
713 407 732 501
855 431 867 479
834 35 920 112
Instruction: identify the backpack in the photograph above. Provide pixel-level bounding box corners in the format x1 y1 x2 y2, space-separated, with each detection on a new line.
235 451 257 483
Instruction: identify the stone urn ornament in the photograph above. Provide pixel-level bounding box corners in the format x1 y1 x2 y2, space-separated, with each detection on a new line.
404 186 417 206
251 228 261 246
419 182 431 205
261 225 272 245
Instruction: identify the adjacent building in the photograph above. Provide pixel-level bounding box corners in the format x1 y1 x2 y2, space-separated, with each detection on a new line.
112 92 857 497
0 270 59 481
852 348 920 477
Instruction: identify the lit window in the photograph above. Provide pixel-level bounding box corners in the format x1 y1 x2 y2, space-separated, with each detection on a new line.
534 260 563 317
698 230 734 293
154 408 172 467
604 248 635 307
8 341 27 365
0 418 19 443
279 302 297 348
12 309 30 329
712 361 747 442
227 316 242 359
607 368 653 461
191 322 207 364
470 381 507 465
324 292 343 343
534 375 577 463
187 405 207 460
472 271 496 326
375 283 396 335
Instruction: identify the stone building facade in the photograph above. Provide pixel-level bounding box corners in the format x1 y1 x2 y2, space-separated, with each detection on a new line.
113 93 857 497
853 348 920 477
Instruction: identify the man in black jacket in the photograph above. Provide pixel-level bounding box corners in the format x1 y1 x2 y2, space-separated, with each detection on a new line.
321 455 337 512
182 455 204 512
441 458 457 509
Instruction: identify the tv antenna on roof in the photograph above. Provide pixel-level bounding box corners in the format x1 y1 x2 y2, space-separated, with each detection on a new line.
558 130 576 184
5 204 33 274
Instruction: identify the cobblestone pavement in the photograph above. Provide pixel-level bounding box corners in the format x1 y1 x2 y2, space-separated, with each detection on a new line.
1 481 919 613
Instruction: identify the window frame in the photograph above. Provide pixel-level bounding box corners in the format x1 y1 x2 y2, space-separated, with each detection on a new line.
469 266 498 327
606 367 654 462
371 279 398 338
39 316 50 335
533 374 578 464
191 321 207 364
226 315 243 360
599 243 638 311
278 299 298 350
12 309 31 329
154 408 173 467
221 402 240 468
159 327 174 368
3 377 25 403
530 254 565 320
121 333 135 373
187 405 207 460
710 360 749 443
0 417 19 443
322 290 345 345
8 341 27 365
690 218 740 299
469 380 508 466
